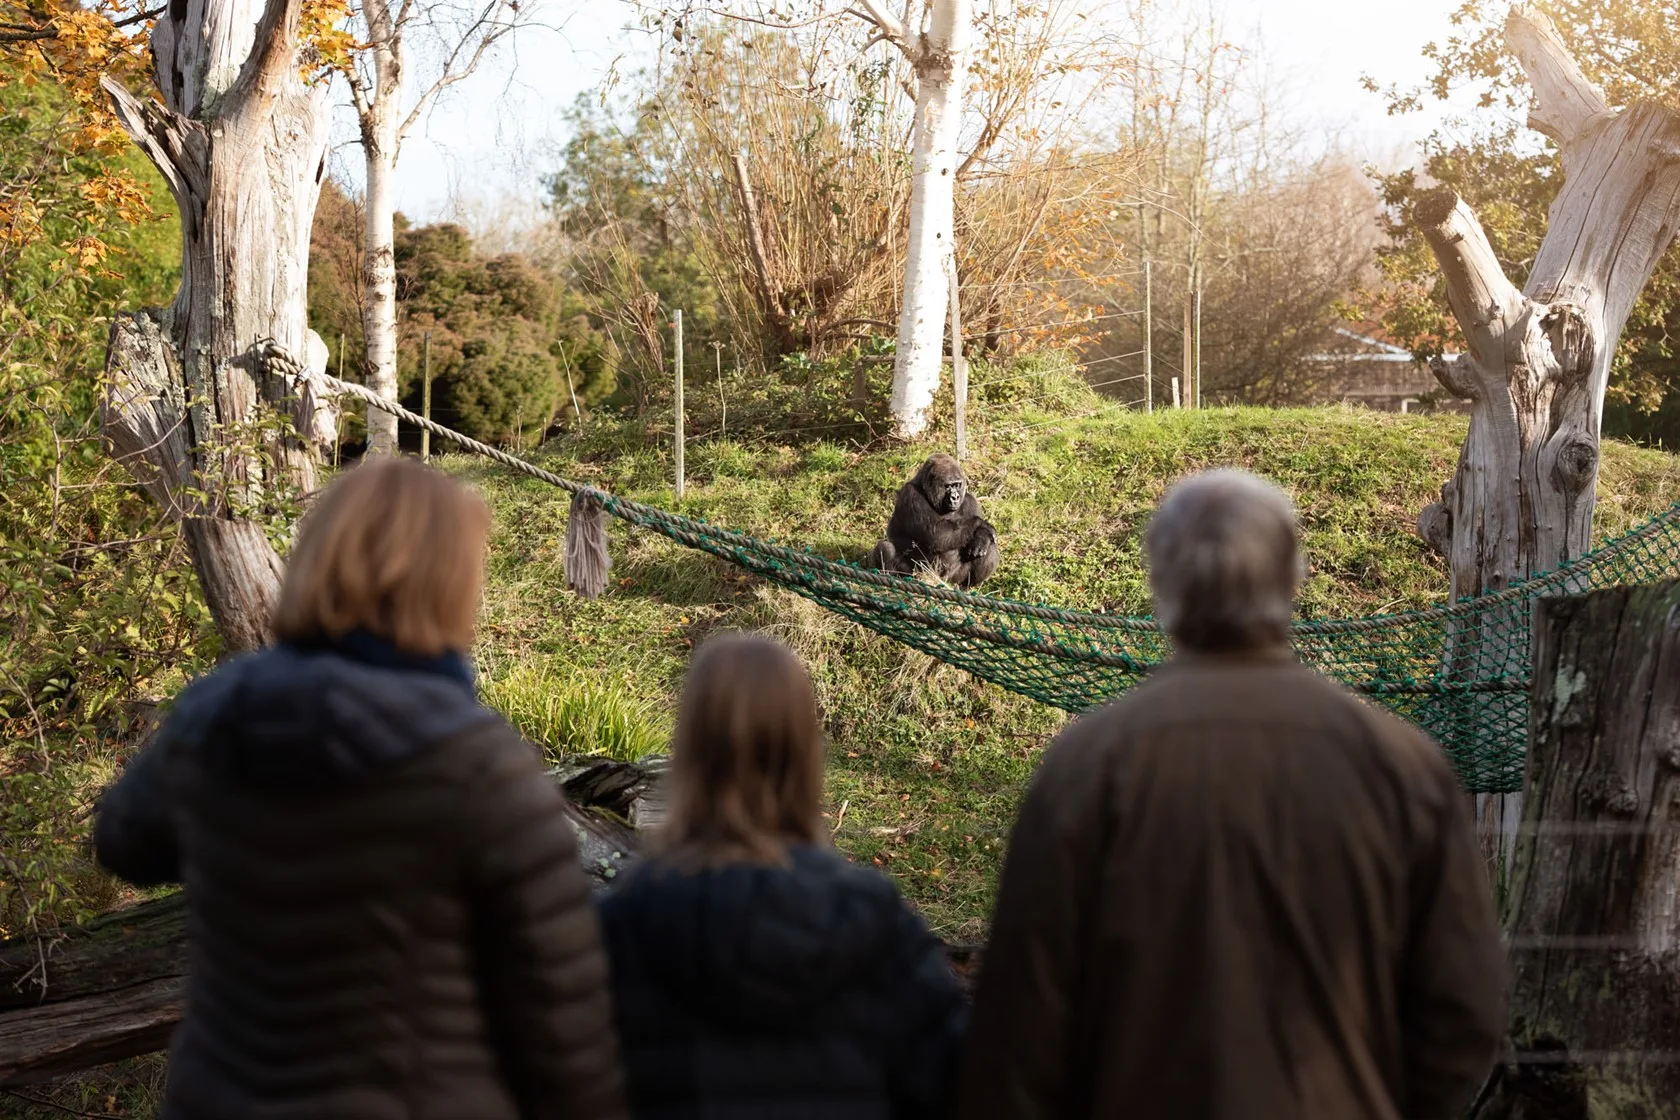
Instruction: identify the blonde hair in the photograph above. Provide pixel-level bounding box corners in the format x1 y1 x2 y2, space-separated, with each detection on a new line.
272 457 491 656
1144 469 1302 652
657 632 827 868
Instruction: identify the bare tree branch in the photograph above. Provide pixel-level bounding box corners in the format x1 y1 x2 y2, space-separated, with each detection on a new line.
1505 5 1608 144
850 0 906 48
1411 186 1526 362
100 75 207 205
395 0 517 146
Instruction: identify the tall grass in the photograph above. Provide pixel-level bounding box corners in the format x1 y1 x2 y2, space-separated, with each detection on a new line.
482 664 668 763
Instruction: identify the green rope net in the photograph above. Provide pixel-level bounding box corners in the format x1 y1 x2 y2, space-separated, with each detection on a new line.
591 491 1680 794
302 363 1680 796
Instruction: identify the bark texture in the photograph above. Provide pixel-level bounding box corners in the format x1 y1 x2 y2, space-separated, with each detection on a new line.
1472 581 1680 1119
1410 6 1680 852
100 0 335 652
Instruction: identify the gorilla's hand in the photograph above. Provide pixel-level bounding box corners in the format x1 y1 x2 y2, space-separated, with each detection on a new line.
961 522 996 561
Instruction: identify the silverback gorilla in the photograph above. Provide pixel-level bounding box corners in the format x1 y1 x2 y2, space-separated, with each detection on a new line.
866 454 1000 589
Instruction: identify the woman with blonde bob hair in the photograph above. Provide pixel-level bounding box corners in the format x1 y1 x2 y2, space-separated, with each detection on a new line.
94 457 626 1120
596 631 967 1120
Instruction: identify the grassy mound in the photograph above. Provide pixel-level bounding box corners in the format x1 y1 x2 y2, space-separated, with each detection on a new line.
457 405 1680 938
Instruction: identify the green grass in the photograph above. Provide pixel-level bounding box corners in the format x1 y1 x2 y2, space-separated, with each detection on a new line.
456 399 1680 938
481 663 668 763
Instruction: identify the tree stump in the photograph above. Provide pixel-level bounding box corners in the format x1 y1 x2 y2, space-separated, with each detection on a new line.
1473 580 1680 1118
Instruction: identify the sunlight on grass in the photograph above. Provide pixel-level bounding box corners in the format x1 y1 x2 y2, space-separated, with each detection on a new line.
482 663 669 763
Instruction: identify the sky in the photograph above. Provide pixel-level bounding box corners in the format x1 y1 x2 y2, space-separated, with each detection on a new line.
373 0 1486 229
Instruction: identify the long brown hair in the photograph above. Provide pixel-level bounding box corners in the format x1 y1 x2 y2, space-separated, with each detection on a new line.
656 632 827 868
272 457 491 656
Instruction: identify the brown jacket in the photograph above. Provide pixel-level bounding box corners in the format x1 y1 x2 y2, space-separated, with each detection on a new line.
94 642 627 1120
957 649 1506 1120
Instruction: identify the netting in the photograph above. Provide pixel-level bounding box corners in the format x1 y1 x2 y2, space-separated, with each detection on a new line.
580 491 1680 794
296 358 1680 795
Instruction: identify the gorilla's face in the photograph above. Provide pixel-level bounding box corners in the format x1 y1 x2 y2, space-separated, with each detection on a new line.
919 456 968 513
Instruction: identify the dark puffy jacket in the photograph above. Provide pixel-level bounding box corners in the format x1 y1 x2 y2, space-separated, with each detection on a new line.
595 845 966 1120
93 641 627 1120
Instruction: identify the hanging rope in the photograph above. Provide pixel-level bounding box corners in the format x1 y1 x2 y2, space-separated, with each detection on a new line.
262 342 1680 794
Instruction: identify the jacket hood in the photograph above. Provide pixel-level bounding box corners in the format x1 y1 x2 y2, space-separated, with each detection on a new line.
600 846 903 1027
160 644 500 791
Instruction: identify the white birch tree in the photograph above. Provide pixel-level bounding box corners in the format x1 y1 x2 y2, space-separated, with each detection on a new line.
852 0 972 438
343 0 523 455
654 0 974 438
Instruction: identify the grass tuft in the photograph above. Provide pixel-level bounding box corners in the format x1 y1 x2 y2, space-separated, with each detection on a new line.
482 663 668 764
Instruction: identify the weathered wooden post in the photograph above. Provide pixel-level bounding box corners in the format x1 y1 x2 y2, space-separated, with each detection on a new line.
949 257 967 460
1472 580 1680 1118
1192 262 1203 408
673 309 685 499
1143 259 1153 414
420 331 432 462
710 340 726 437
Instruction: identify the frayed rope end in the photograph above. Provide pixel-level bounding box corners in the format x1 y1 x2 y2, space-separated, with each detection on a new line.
564 490 613 599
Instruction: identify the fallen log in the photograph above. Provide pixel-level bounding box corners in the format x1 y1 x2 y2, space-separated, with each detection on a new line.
0 755 981 1086
1471 580 1680 1118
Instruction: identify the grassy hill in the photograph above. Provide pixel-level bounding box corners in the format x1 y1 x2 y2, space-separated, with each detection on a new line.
454 404 1680 938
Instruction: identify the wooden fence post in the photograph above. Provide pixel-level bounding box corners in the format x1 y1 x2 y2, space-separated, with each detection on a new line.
560 347 582 432
334 332 344 467
711 341 726 437
673 309 685 499
1472 580 1680 1117
1193 262 1203 409
1143 259 1153 414
420 331 432 462
950 256 967 460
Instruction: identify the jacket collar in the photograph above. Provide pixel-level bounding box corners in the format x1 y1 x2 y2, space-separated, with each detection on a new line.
291 629 477 696
1166 643 1297 669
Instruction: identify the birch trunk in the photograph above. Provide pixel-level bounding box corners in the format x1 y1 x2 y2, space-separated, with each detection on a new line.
1411 6 1680 857
886 0 971 440
99 0 334 652
357 0 403 456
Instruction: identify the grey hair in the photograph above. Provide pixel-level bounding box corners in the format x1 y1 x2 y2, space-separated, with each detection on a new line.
1144 469 1303 651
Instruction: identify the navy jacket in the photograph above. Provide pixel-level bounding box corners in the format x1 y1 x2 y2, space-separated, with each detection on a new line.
93 638 626 1120
596 845 966 1120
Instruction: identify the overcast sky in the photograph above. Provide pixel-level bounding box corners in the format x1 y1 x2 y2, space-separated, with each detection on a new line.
369 0 1485 229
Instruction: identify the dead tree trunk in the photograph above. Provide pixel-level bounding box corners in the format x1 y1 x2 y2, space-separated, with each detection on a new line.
1411 6 1680 856
1471 581 1680 1119
99 0 337 653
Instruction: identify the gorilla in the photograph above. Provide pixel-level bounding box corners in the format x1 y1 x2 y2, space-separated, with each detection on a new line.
866 454 1000 589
